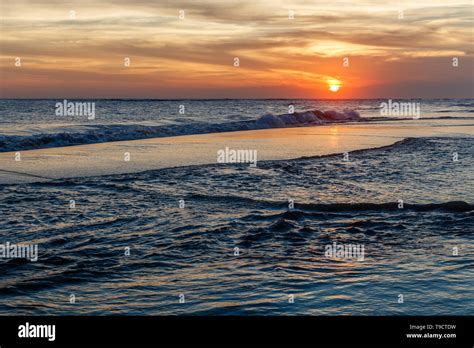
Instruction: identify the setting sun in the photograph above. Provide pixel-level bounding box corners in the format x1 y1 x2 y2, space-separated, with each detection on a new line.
327 79 342 93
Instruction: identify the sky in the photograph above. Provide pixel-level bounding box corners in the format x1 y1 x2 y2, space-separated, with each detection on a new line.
1 0 473 99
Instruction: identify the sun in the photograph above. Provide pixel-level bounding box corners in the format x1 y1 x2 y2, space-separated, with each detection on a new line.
327 78 342 93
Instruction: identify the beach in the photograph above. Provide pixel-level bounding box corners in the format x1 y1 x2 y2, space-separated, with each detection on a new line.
1 118 472 184
1 99 473 316
2 1 473 343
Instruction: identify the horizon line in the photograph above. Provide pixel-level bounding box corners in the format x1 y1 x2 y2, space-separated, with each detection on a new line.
1 97 473 101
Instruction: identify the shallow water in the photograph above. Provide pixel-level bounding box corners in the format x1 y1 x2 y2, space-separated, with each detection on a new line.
1 137 472 315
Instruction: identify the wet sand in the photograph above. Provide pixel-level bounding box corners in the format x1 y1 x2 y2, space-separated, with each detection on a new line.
0 119 472 184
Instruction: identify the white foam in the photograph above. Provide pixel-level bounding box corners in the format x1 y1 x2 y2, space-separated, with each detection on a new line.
255 108 360 127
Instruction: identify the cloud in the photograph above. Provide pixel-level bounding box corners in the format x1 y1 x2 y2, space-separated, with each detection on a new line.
1 0 473 98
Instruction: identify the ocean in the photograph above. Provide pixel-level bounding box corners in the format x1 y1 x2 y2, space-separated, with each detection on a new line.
0 98 472 151
0 99 473 315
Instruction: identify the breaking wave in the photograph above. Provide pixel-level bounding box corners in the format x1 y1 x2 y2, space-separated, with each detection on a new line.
0 109 362 152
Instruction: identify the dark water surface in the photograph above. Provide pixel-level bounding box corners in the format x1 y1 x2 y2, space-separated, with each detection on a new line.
0 137 473 315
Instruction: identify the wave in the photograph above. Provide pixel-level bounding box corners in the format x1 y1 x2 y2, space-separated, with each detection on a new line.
0 108 362 152
436 109 474 113
450 102 474 107
1 108 472 153
187 193 473 212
